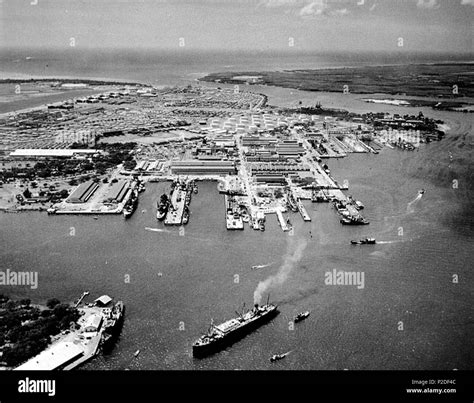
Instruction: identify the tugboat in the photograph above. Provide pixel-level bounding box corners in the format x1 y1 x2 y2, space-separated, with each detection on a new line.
182 206 190 224
270 351 290 362
351 237 376 245
192 297 279 358
294 311 310 323
156 194 170 221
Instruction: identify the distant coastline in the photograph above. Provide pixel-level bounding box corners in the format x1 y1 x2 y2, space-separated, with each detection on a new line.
0 77 145 87
199 62 474 99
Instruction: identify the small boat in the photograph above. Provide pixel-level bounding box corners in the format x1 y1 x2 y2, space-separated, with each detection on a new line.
270 351 290 362
134 349 140 357
294 311 310 323
93 216 98 220
419 189 425 195
351 238 376 245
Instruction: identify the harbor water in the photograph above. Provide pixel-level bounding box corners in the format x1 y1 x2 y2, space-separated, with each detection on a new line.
1 148 472 370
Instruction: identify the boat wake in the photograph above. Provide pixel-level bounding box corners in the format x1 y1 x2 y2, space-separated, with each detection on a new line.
251 262 274 270
144 227 169 233
407 192 423 213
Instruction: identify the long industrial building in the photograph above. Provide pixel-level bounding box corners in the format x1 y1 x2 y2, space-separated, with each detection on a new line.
67 181 99 203
170 160 236 176
14 342 84 371
103 180 129 203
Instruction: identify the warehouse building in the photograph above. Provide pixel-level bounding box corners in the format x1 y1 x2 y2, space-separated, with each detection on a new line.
170 160 236 176
103 180 129 203
66 181 99 203
14 342 84 371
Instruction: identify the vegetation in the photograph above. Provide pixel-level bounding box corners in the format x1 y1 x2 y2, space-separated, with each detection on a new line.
0 295 80 367
0 142 137 183
200 63 474 98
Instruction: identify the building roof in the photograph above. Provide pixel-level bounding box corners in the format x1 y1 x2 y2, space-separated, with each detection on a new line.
94 295 112 306
10 149 98 158
14 342 84 371
83 314 103 331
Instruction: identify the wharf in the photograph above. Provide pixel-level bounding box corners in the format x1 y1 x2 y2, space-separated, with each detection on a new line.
165 187 185 225
226 213 244 230
62 333 101 370
276 208 291 231
225 195 244 230
296 199 311 222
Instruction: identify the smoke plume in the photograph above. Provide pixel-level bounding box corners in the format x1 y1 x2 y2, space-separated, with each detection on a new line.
253 237 307 305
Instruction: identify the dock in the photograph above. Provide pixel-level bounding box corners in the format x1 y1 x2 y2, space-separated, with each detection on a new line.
164 187 186 225
225 195 244 230
276 208 291 231
62 333 102 370
296 200 311 221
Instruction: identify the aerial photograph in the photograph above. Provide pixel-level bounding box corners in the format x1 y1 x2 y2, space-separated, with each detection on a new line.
0 0 472 401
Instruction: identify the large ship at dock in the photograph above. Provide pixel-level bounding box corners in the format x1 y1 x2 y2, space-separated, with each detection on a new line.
123 190 138 218
192 301 279 357
100 301 125 351
156 193 170 221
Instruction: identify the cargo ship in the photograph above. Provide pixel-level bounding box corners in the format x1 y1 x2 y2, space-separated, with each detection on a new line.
192 300 279 357
101 301 125 351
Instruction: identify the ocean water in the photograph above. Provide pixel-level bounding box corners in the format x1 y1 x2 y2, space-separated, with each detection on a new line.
1 48 471 86
1 155 472 370
0 49 473 370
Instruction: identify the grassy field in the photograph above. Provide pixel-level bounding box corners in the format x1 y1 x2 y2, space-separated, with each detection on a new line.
201 63 474 98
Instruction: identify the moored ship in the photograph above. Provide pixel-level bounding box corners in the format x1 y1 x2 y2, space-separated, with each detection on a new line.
192 301 279 357
156 193 170 221
101 301 125 351
123 190 138 218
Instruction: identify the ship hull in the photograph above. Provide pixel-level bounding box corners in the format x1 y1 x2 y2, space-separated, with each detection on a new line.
192 307 279 358
101 303 125 352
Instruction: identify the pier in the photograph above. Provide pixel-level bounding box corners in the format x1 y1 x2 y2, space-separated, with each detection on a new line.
276 208 291 231
296 199 311 221
165 187 186 225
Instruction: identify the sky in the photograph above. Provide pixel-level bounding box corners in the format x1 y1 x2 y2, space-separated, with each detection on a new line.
0 0 472 53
